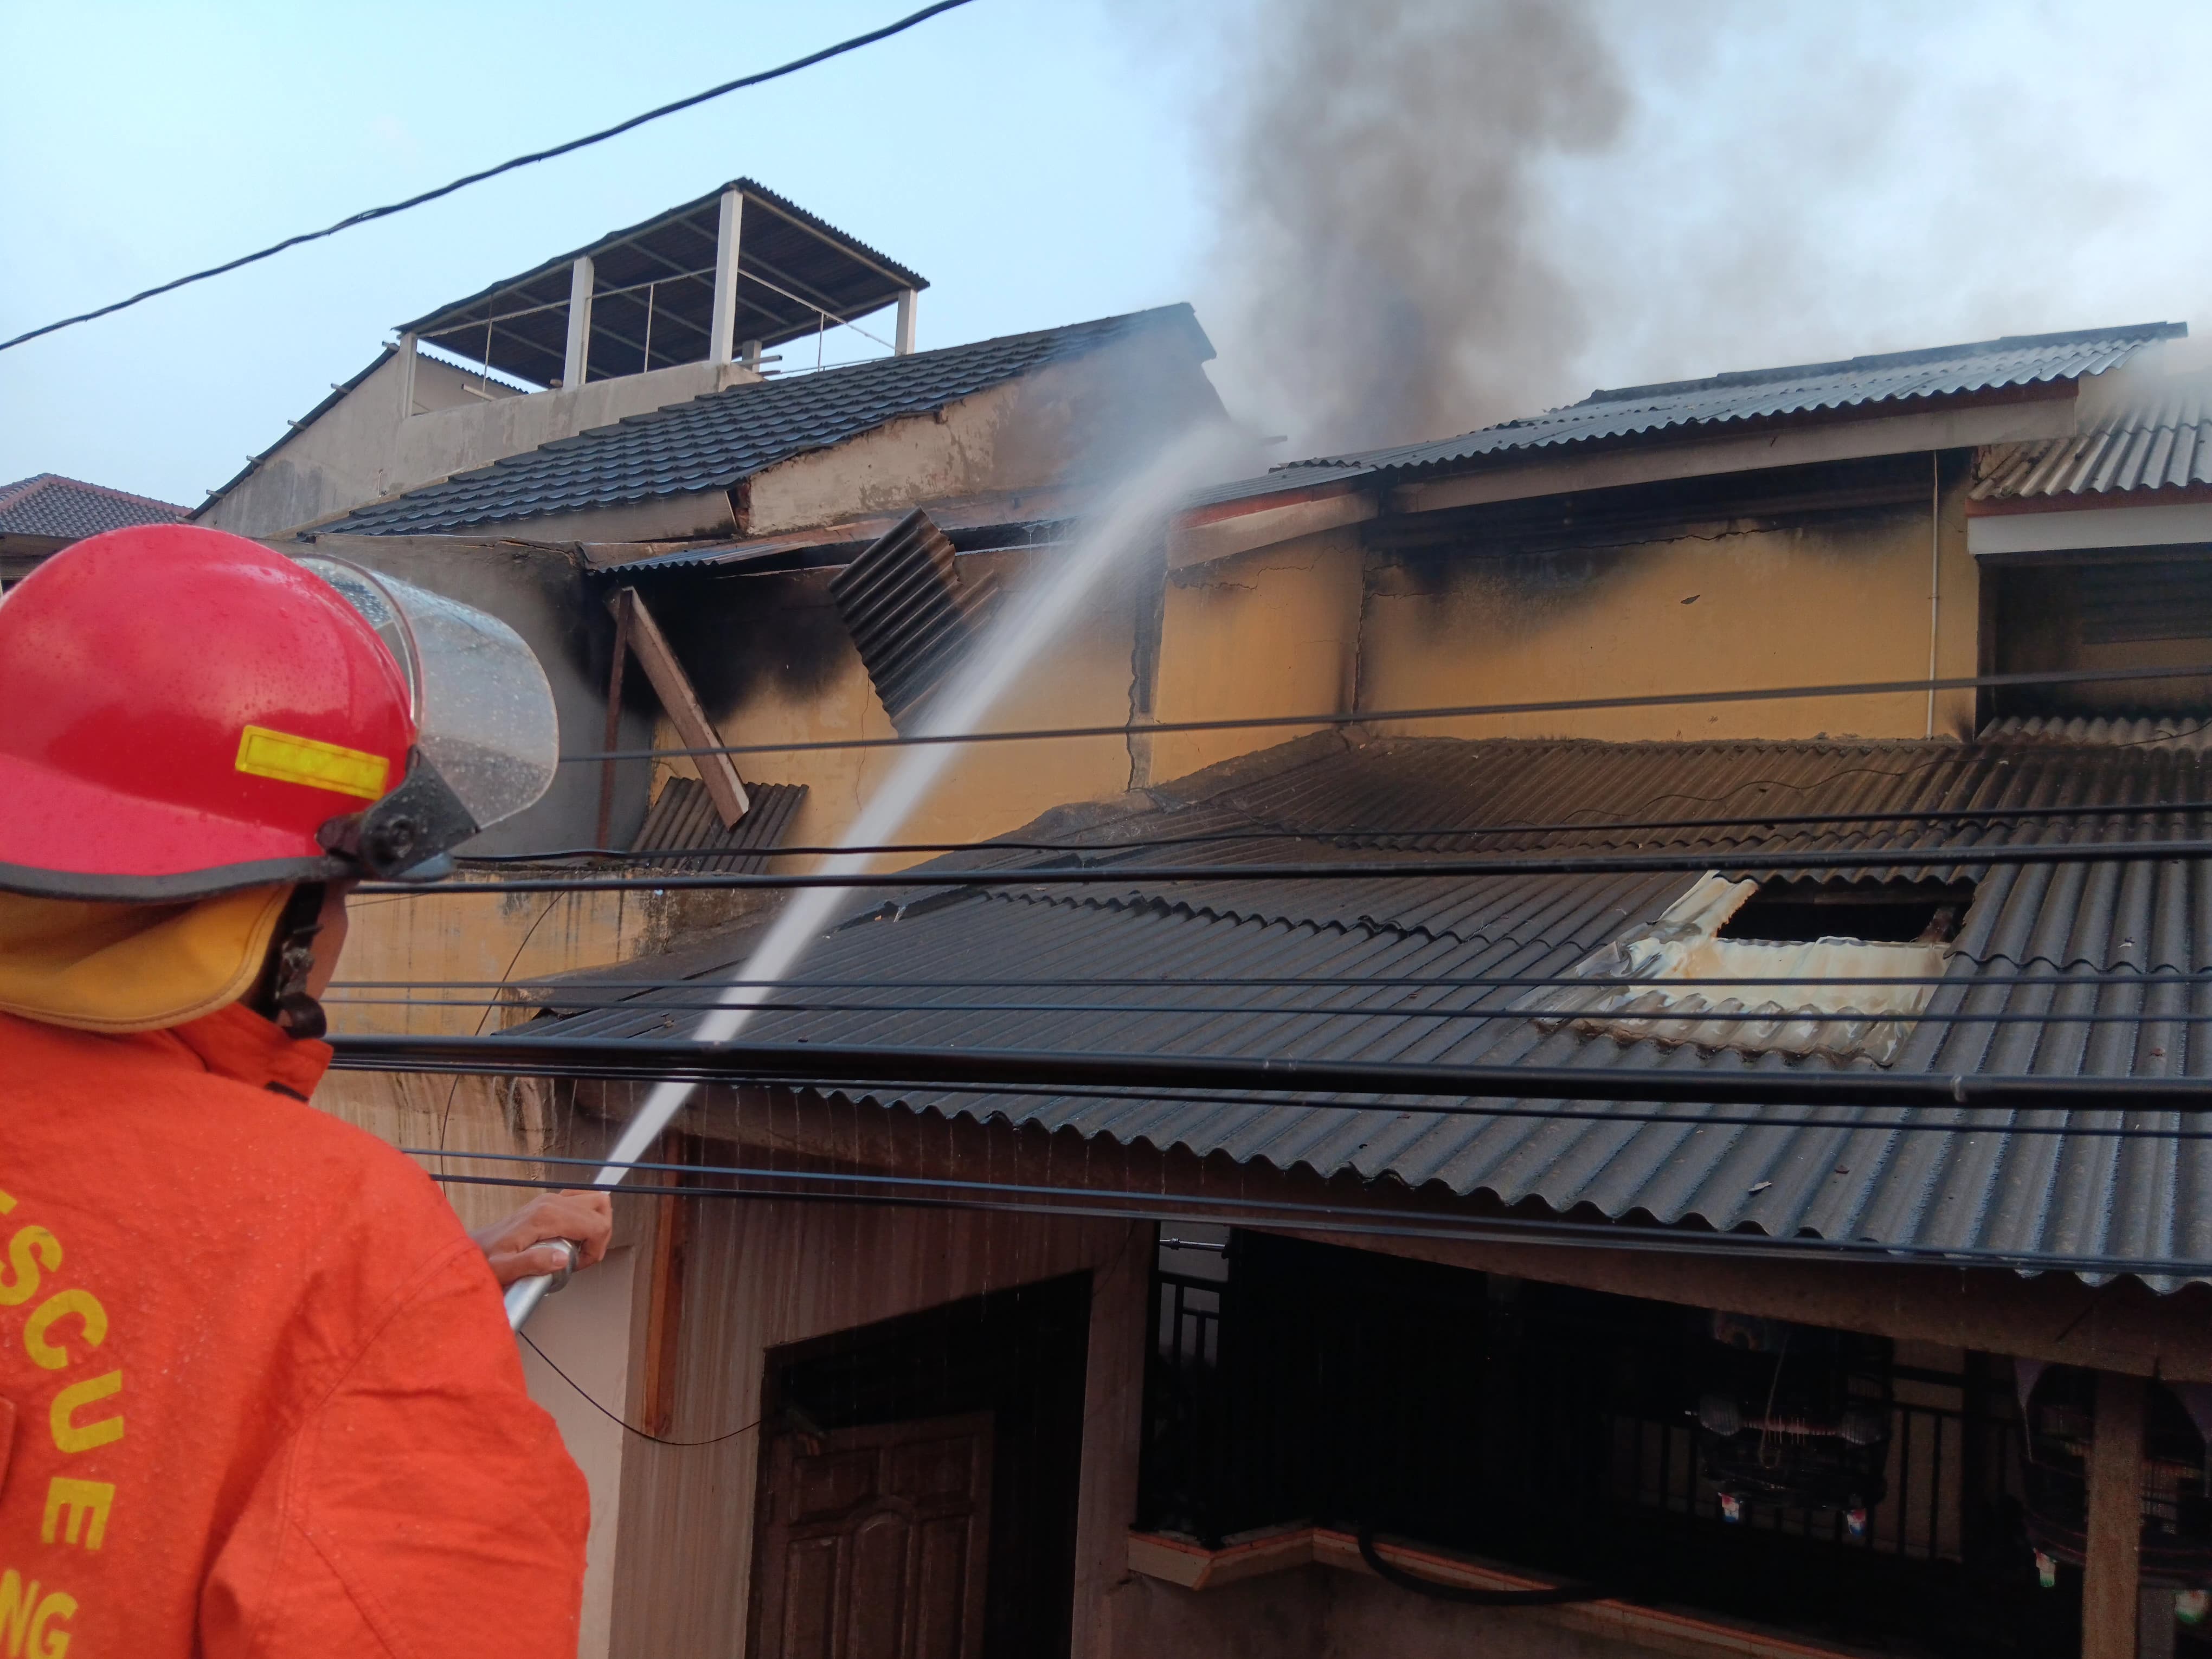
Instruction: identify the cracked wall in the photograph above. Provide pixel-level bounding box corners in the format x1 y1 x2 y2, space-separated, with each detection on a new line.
1148 530 1367 783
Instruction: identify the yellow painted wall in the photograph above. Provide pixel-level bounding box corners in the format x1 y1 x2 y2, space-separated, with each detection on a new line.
1146 531 1366 783
1134 481 1980 791
663 545 1143 872
1358 494 1978 744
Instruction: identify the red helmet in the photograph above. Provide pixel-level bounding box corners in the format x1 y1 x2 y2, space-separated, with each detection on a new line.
0 525 416 902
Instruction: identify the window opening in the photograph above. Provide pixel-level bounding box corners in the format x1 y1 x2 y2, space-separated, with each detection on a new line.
1137 1234 2060 1657
1986 550 2212 722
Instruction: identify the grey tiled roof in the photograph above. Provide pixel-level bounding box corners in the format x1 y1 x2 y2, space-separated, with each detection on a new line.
325 305 1213 537
0 474 184 541
1196 322 2184 510
1973 376 2212 503
539 728 2212 1287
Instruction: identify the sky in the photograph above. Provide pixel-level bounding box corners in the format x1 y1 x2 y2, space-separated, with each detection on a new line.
4 1 2212 503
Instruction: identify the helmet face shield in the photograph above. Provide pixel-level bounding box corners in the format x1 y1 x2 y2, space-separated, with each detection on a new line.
298 557 559 876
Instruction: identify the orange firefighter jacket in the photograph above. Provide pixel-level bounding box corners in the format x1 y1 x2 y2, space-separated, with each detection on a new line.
0 1004 587 1656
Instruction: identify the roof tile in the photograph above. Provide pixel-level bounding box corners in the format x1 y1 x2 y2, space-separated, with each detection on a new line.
0 474 184 541
327 305 1212 537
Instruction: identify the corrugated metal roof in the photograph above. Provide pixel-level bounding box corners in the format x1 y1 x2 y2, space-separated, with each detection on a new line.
1982 714 2212 753
0 473 184 541
539 729 2212 1287
323 305 1213 537
1180 461 1378 513
632 779 807 872
396 179 927 389
1973 378 2212 503
1279 323 2183 484
828 511 999 728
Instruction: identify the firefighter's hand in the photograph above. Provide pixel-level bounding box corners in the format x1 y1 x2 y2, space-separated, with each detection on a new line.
471 1191 614 1287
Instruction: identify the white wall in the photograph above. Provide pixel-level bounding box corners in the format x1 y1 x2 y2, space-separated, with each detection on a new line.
519 1242 641 1659
201 352 760 537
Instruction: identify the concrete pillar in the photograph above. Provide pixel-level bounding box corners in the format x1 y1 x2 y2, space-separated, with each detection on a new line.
2086 1370 2147 1659
709 187 744 365
394 332 418 419
562 256 595 389
895 287 918 356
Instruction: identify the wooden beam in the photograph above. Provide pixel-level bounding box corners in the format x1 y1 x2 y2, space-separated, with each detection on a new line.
594 589 633 848
610 586 749 827
2085 1369 2147 1659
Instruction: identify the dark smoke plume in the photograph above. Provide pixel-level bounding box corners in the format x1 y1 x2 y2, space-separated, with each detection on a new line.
1213 0 1628 454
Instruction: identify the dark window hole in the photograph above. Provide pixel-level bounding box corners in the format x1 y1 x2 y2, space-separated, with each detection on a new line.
1716 882 1974 946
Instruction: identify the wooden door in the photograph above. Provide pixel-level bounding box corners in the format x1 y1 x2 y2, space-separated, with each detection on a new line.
753 1411 994 1659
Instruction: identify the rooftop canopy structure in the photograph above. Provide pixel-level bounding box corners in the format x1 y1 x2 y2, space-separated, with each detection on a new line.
396 179 928 390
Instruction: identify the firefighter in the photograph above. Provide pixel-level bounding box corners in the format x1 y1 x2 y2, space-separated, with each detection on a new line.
0 524 596 1655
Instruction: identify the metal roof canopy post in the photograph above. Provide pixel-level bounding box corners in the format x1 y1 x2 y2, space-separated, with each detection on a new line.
562 256 596 389
895 288 917 356
709 187 743 366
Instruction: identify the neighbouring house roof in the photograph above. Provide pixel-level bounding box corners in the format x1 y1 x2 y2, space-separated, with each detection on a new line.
1973 377 2212 505
323 305 1213 538
0 473 184 542
534 725 2212 1288
1197 322 2185 513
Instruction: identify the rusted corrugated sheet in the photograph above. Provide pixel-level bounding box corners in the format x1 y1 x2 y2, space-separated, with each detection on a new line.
546 731 2212 1286
828 509 1000 728
631 778 807 872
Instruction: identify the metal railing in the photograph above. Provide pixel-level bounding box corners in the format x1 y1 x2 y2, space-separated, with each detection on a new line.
1137 1232 2070 1658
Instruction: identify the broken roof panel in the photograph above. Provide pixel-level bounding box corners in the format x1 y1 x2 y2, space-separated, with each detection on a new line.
536 728 2212 1287
322 305 1211 538
397 179 926 390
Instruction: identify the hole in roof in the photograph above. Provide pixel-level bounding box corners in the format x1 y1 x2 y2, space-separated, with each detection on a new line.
1534 873 1970 1065
1716 881 1973 946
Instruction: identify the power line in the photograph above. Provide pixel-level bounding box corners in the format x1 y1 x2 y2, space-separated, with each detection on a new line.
324 994 2212 1031
329 1031 2212 1114
413 1082 2212 1146
518 1332 762 1448
454 796 2212 869
355 837 2212 896
560 660 2212 763
419 1162 2210 1282
328 969 2212 993
0 1 973 357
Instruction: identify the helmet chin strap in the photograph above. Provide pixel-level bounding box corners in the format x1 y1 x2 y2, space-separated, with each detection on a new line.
255 883 329 1040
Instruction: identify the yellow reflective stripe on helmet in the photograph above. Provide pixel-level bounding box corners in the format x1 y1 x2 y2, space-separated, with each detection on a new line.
234 725 390 800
